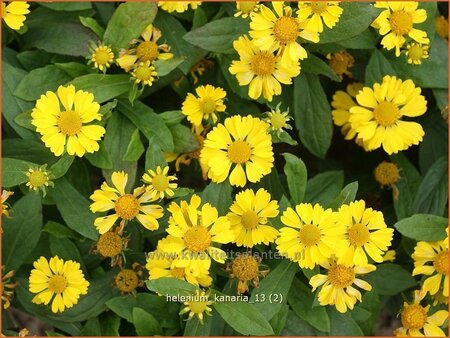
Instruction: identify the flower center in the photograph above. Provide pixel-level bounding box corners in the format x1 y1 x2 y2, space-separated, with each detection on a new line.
115 269 139 293
373 101 401 127
134 64 156 81
115 194 140 220
58 110 82 136
433 250 449 275
227 140 252 164
299 224 321 246
329 51 354 75
28 170 48 188
408 44 425 60
238 1 257 14
184 226 212 252
328 264 355 288
250 52 276 76
401 304 428 330
348 223 370 247
97 232 123 257
94 48 112 65
171 267 186 279
231 254 259 281
273 16 299 44
389 10 413 36
199 97 217 115
241 210 259 229
374 162 399 186
151 174 169 192
47 275 67 293
310 2 329 14
136 41 159 62
270 112 287 129
189 299 208 314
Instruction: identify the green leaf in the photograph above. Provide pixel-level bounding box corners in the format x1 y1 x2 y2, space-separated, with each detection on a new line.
99 312 121 336
213 291 274 336
70 74 132 104
281 310 316 336
328 181 358 210
16 50 53 70
159 110 185 126
250 260 298 320
269 304 289 336
50 153 75 179
335 28 377 50
54 62 91 78
394 214 448 241
48 178 99 240
288 278 330 332
49 235 84 266
43 221 81 239
14 110 35 131
154 57 186 77
419 116 448 174
328 308 363 335
365 50 396 86
85 141 113 169
146 278 197 297
293 73 332 159
2 158 36 187
2 138 56 165
302 54 341 82
171 124 199 154
103 2 157 53
40 2 92 11
2 193 43 271
305 171 344 206
202 181 232 215
413 156 448 216
183 17 249 54
282 153 307 204
80 318 101 336
123 129 145 162
79 16 105 38
145 141 167 171
132 308 162 336
184 315 213 336
118 100 174 152
364 264 417 296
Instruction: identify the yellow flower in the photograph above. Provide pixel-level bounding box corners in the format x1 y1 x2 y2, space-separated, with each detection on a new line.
372 2 429 56
235 1 260 18
435 15 448 39
114 265 144 294
229 35 299 101
412 238 448 298
200 115 274 187
2 268 17 310
29 256 89 313
228 188 279 248
327 50 354 79
394 290 448 337
117 24 173 72
331 83 364 141
131 61 158 87
405 42 429 65
31 85 106 157
249 2 319 64
310 258 375 313
227 253 268 294
181 85 227 126
297 2 344 33
146 237 213 287
349 75 427 154
1 190 14 218
374 161 400 187
264 103 293 136
335 200 394 266
276 203 345 269
25 165 53 196
96 231 128 267
89 44 114 72
158 195 234 275
158 1 201 13
89 171 164 234
383 249 396 262
179 290 213 323
142 166 177 200
1 1 30 30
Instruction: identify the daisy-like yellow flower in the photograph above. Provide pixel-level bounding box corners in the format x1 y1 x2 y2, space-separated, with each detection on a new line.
229 35 300 101
25 165 53 196
335 200 394 266
405 42 429 65
158 195 235 275
89 171 164 234
349 75 427 154
327 50 354 79
435 15 448 39
29 256 89 313
228 188 279 248
310 258 375 313
227 253 268 294
297 2 344 33
1 190 14 218
331 82 364 141
1 1 30 30
181 85 226 126
264 103 293 136
179 290 213 323
158 1 201 13
89 44 114 72
31 85 106 157
117 24 173 72
276 203 345 269
394 290 449 337
374 161 400 187
200 115 274 187
131 61 158 87
235 1 260 18
142 166 177 200
372 2 429 56
412 237 448 298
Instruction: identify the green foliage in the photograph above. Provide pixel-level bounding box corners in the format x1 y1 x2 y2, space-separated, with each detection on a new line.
394 214 448 241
